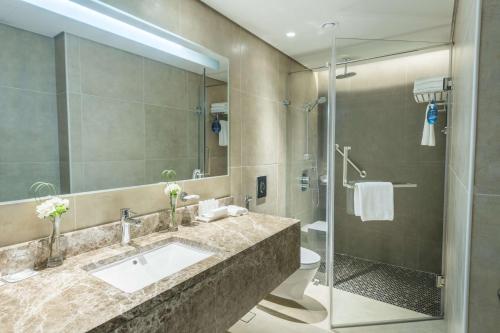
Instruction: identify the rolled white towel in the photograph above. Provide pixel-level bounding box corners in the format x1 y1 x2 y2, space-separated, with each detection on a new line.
226 205 248 217
205 206 228 218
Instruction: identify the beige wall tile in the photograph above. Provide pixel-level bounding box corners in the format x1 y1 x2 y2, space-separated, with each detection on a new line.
229 89 242 168
0 198 76 246
240 31 280 101
101 0 181 34
241 94 279 166
79 38 143 102
230 167 243 206
143 58 189 109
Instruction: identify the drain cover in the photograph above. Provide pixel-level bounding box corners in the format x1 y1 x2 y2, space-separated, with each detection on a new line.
239 311 256 323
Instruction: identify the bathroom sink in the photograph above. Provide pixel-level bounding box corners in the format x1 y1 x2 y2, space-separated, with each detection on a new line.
89 242 213 293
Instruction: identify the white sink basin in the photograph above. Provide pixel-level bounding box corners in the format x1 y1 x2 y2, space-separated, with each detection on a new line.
90 242 213 293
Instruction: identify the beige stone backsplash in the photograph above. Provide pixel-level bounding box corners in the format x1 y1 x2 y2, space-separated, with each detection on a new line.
0 196 232 276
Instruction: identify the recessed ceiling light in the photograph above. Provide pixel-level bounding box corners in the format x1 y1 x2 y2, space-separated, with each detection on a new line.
286 31 296 38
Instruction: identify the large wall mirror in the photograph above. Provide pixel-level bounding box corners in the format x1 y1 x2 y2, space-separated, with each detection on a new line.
0 0 229 202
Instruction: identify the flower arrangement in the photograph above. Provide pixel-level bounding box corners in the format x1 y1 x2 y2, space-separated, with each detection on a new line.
161 170 181 231
36 196 70 220
31 182 69 268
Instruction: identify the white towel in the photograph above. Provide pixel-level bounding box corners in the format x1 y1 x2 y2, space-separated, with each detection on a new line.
211 107 228 114
205 206 228 219
421 104 436 146
413 77 445 93
226 205 248 217
196 206 228 222
354 182 394 222
211 102 228 108
219 120 228 146
198 199 218 216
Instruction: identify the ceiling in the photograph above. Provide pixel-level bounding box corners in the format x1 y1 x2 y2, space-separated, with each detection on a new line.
201 0 455 68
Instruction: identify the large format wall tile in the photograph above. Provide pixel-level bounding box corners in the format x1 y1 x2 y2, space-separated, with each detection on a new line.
145 158 197 184
0 24 56 93
143 58 189 109
79 38 143 102
102 0 181 34
81 95 145 162
82 160 146 192
145 105 189 160
241 31 279 101
0 162 61 202
241 95 278 166
467 1 500 331
0 87 59 163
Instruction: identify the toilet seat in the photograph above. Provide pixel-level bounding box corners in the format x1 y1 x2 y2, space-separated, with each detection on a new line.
300 247 321 269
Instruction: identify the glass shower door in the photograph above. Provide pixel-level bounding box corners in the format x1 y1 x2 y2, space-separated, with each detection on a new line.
329 39 449 328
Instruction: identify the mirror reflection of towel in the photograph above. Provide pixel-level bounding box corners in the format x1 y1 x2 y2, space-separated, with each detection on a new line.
219 120 228 146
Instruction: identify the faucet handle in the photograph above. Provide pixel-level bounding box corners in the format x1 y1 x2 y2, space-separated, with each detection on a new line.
180 192 200 202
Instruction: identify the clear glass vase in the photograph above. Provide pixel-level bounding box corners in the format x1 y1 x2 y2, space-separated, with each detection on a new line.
169 195 178 231
47 215 63 267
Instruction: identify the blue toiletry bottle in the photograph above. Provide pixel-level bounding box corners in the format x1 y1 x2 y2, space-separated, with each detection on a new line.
427 101 438 125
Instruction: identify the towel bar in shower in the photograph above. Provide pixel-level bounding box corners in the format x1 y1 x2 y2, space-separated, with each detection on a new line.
339 145 417 189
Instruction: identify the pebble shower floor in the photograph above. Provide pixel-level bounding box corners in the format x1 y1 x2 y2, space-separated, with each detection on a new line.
316 253 441 317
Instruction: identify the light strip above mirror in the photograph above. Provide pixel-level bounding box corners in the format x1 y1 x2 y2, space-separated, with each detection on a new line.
19 0 219 70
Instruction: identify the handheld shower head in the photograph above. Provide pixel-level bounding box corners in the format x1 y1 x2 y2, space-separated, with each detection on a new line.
305 96 327 112
317 96 327 104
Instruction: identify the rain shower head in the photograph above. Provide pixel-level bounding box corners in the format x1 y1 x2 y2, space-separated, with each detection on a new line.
336 59 356 79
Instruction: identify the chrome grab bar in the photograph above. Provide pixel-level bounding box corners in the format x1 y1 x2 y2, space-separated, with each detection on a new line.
336 144 367 179
338 145 417 189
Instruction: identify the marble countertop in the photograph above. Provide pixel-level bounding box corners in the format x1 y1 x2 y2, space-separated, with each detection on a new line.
0 213 299 333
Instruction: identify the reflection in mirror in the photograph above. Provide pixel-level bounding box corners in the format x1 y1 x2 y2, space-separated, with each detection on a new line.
0 1 228 202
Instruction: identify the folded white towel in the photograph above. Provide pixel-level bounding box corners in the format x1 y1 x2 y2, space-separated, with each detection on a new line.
226 205 248 217
354 182 394 222
421 104 436 146
219 120 228 147
196 206 228 222
205 206 228 218
198 199 218 216
413 77 445 93
211 102 227 107
210 106 227 113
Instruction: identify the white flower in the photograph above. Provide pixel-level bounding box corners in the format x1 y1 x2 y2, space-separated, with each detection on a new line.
164 183 181 197
36 196 70 220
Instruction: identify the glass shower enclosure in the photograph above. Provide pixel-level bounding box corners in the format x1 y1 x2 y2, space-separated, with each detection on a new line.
283 33 449 330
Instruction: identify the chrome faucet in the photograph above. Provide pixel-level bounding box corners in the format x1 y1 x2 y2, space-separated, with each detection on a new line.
192 169 203 179
120 208 142 246
244 195 253 210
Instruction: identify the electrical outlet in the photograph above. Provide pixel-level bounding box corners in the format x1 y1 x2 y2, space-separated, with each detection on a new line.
257 176 267 198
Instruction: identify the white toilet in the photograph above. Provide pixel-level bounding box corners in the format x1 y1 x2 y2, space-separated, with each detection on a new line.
271 247 321 301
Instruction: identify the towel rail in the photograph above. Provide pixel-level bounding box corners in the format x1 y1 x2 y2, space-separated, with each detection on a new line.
339 145 417 189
